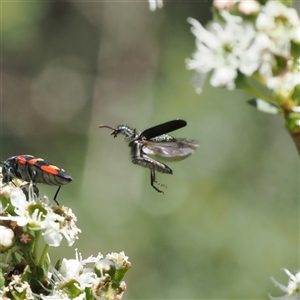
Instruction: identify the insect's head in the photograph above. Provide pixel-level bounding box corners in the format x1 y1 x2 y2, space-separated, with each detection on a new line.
0 157 17 183
99 124 136 141
98 125 123 138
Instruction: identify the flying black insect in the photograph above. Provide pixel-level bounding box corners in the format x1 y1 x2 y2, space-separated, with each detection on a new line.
99 119 198 193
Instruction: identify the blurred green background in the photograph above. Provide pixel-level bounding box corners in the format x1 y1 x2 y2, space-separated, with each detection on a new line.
1 1 299 299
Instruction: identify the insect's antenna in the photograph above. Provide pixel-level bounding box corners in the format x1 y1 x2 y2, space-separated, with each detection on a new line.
98 125 115 130
99 124 119 138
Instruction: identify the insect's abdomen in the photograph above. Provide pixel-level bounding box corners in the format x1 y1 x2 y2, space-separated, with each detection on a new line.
24 164 72 185
132 156 172 174
14 155 72 186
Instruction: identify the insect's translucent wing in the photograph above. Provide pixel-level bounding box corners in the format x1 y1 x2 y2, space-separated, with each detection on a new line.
142 139 199 159
140 120 187 140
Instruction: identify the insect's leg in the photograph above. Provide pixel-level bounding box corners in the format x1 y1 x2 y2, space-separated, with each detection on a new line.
20 183 40 199
150 168 165 194
132 156 167 193
53 186 61 205
131 140 171 192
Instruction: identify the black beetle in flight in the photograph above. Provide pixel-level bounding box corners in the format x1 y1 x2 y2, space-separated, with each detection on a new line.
99 119 198 193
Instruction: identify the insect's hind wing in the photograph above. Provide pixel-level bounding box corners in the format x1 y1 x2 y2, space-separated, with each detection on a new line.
140 120 187 140
143 139 199 158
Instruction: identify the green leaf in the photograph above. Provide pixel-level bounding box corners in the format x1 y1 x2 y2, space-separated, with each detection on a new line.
285 112 300 133
247 98 280 114
291 84 300 104
36 266 44 278
291 39 300 59
54 258 62 271
61 279 83 298
0 268 6 288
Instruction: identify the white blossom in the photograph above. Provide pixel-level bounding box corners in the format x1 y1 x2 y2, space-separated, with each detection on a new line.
238 0 260 15
41 249 129 299
256 1 300 53
10 187 65 246
59 258 95 288
270 269 300 300
55 249 103 287
148 0 163 11
187 11 256 90
266 59 300 98
0 225 15 249
0 185 81 247
241 2 299 78
106 251 130 269
52 206 81 246
187 0 300 94
0 274 34 300
239 32 274 77
213 0 237 10
42 251 97 298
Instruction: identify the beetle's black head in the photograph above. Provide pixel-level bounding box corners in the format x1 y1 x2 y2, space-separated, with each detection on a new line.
1 156 18 183
99 125 121 138
99 124 137 141
110 126 125 138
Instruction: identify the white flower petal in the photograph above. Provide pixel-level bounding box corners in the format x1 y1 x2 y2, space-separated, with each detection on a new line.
42 223 63 247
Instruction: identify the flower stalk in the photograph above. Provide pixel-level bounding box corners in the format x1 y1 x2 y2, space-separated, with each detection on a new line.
38 244 49 267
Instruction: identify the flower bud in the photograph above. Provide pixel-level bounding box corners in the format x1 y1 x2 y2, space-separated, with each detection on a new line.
95 259 116 279
0 225 15 250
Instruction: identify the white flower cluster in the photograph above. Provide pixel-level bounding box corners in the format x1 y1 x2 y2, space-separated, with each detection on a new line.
41 250 131 300
0 184 80 247
187 0 300 97
270 268 300 300
0 270 35 300
0 169 131 299
0 249 131 300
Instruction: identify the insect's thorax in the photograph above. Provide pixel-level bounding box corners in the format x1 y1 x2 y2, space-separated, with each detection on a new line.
116 126 139 142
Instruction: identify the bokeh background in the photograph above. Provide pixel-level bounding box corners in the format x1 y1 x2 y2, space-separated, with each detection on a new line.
1 1 299 299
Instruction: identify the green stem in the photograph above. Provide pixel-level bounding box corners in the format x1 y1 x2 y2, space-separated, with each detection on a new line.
32 230 41 263
236 74 275 103
237 74 300 155
39 244 49 266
